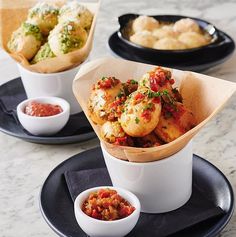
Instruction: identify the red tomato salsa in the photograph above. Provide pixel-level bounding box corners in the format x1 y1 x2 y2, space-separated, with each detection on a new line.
82 188 135 221
24 101 63 117
94 77 120 90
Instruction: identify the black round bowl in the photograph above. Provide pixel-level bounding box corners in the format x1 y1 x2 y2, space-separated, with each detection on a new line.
118 14 235 64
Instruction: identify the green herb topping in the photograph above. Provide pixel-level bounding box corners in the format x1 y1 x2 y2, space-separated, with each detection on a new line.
59 31 84 53
22 22 42 41
29 2 59 18
135 117 140 124
143 103 154 111
130 79 138 84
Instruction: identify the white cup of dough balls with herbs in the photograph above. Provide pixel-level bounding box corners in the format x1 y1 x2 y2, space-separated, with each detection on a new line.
7 1 97 114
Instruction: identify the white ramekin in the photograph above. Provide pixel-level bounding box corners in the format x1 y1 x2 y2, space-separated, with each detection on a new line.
74 186 140 237
17 64 84 114
101 141 193 213
17 96 70 136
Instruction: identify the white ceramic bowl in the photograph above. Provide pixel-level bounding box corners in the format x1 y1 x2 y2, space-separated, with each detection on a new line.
74 186 140 237
101 141 193 213
17 64 84 114
17 97 70 136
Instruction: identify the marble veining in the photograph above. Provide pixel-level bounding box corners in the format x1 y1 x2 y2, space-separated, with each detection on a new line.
0 0 236 236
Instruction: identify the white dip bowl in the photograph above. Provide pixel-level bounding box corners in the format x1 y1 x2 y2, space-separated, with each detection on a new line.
101 141 193 213
17 96 70 136
17 63 84 114
74 186 140 237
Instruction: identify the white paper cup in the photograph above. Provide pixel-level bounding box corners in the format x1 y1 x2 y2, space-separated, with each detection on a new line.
101 141 193 213
17 64 85 114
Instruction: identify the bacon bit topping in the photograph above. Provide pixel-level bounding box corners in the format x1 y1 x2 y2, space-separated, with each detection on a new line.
169 79 175 85
141 110 152 121
162 103 185 121
123 79 139 96
82 188 135 221
96 76 120 90
149 67 174 92
114 136 128 146
172 88 183 103
143 103 155 111
107 95 126 121
152 97 161 104
134 92 145 102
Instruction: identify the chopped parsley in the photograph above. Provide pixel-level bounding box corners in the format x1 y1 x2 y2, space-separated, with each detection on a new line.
162 90 169 95
22 22 42 41
143 103 154 111
142 79 147 87
147 90 162 98
117 91 125 98
130 79 138 84
135 117 140 124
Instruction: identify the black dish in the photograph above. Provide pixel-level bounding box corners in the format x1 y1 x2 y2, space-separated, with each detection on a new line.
108 31 234 72
108 14 235 71
40 147 234 237
0 78 96 144
118 14 219 55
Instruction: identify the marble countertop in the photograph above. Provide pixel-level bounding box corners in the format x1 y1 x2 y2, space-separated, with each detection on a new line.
0 0 236 236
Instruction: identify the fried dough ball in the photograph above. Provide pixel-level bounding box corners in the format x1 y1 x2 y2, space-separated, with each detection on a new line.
173 18 200 33
139 67 180 99
59 1 93 30
178 32 208 48
119 89 162 137
132 16 159 33
7 22 42 60
48 20 87 55
139 67 173 91
101 121 125 143
152 25 178 39
27 2 59 35
88 77 124 125
101 121 134 146
135 132 164 148
139 67 183 104
31 42 55 64
130 31 156 48
154 102 196 143
154 37 187 50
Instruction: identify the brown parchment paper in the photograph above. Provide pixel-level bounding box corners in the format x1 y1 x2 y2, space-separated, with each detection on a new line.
73 58 236 163
0 0 100 73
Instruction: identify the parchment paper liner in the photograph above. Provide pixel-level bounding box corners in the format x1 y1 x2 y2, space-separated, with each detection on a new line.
0 0 100 73
73 58 236 162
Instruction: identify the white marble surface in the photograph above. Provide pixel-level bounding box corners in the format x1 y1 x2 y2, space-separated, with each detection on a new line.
0 0 236 236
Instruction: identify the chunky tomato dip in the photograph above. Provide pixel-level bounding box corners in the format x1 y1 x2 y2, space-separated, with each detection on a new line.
24 101 63 117
82 188 135 221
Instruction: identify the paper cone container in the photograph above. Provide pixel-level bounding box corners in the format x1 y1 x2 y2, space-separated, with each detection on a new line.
0 0 100 73
73 58 236 162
